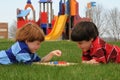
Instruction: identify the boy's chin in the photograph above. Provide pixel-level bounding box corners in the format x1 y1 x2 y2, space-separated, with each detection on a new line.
82 49 88 52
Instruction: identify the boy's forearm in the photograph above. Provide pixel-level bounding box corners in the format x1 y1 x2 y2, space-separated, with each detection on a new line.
41 52 54 62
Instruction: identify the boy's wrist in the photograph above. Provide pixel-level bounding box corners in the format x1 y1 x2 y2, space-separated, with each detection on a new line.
49 52 54 56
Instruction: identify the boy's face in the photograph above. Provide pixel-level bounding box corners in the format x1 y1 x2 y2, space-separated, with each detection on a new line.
77 39 93 52
26 40 41 53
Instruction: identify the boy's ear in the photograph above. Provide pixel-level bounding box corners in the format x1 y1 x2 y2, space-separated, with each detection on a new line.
25 40 28 44
90 38 94 41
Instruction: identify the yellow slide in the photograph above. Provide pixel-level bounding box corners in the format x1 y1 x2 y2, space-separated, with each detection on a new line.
45 15 67 40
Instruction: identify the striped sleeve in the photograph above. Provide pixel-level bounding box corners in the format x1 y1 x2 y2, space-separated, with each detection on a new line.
16 53 41 64
32 54 41 62
82 52 92 61
16 53 32 64
92 48 107 63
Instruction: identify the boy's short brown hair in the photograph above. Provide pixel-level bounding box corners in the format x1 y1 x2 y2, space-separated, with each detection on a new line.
16 23 45 42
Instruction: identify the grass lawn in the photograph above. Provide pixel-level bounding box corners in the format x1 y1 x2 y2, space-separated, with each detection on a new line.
0 39 120 80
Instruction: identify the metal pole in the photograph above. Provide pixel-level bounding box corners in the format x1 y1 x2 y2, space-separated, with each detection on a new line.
47 2 49 23
68 0 71 40
39 2 41 19
50 2 53 21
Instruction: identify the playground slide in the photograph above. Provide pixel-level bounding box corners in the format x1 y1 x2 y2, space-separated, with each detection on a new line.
45 15 67 40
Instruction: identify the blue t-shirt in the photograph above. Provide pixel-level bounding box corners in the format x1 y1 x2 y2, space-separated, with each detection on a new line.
0 41 41 65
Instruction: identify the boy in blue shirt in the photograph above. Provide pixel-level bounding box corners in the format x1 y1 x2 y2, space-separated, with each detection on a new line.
0 23 62 65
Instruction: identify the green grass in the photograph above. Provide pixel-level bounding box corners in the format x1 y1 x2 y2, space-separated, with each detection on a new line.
0 39 120 80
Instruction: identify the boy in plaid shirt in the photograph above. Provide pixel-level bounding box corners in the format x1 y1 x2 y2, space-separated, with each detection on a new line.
71 21 120 64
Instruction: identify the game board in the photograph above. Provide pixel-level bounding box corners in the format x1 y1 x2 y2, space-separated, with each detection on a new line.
34 61 77 66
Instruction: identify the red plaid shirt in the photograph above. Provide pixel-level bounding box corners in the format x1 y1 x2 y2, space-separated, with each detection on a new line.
82 37 120 63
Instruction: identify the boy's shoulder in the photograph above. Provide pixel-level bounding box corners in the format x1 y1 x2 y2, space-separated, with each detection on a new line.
92 37 106 48
13 41 27 48
11 41 29 53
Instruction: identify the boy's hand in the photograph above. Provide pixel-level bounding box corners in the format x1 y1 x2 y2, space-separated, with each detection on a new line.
82 59 99 64
50 50 62 57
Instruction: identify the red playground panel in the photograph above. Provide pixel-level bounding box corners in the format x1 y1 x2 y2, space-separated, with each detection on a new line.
17 20 35 29
47 27 52 34
41 12 48 24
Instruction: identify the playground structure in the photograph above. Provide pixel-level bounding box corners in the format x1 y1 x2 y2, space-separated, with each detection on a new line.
17 0 91 40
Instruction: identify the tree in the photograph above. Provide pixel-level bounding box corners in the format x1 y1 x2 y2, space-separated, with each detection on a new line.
86 4 120 41
86 4 108 37
9 20 17 39
106 8 120 41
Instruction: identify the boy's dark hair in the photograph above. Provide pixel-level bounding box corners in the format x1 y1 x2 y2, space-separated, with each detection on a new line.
71 21 99 41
